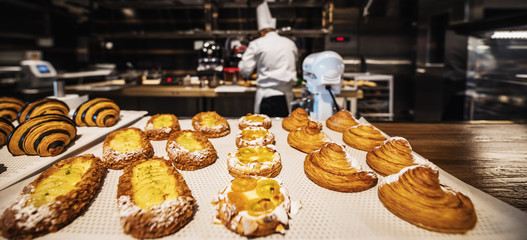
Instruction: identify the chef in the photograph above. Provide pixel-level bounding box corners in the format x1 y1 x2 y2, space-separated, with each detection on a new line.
238 1 298 117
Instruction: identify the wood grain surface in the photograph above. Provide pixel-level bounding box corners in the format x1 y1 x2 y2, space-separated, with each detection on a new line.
374 122 527 212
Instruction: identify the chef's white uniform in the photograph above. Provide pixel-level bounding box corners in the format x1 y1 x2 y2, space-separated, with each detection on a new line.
238 31 298 114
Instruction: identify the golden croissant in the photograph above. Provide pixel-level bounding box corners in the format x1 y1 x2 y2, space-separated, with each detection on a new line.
287 121 331 153
282 108 310 132
343 124 387 151
304 143 377 192
378 165 477 233
366 137 426 176
326 110 359 132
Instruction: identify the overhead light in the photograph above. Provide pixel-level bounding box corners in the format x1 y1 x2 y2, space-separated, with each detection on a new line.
122 8 135 18
491 31 527 39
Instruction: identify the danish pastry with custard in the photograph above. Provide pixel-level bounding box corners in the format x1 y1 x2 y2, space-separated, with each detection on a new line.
166 130 217 170
378 165 477 233
287 121 331 153
144 114 180 140
192 111 230 138
227 145 282 178
238 113 271 130
304 143 377 192
235 127 275 148
366 137 429 176
325 110 359 132
282 108 310 132
117 157 195 238
342 124 387 151
102 127 154 169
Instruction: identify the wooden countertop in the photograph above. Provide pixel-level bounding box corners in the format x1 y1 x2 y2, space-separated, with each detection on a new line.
373 121 527 212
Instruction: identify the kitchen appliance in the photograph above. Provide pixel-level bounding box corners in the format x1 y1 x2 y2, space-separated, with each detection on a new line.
302 50 344 120
19 60 57 90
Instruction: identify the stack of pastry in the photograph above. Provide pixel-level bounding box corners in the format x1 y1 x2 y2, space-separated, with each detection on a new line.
235 127 275 148
304 143 377 192
287 121 331 153
325 110 359 132
166 130 217 170
192 111 230 138
366 137 430 176
342 124 387 151
227 145 282 178
144 113 180 140
282 108 310 132
212 176 299 237
378 165 477 233
102 127 154 169
238 113 271 130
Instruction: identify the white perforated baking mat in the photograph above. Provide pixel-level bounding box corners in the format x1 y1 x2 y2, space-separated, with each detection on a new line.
1 118 526 240
0 110 147 190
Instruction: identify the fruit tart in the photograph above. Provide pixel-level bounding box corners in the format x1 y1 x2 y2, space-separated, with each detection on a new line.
144 113 180 140
235 126 275 148
325 110 359 132
192 111 230 138
227 145 282 178
282 108 310 132
342 123 387 151
166 130 217 170
102 127 154 170
238 113 272 130
287 120 331 153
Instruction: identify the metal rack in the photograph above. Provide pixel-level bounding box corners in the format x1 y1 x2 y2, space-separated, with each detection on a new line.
343 73 393 121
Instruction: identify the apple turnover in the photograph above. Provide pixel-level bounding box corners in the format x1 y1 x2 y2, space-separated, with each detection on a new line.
144 113 180 140
238 113 272 130
378 165 477 233
304 143 377 192
325 109 359 132
282 107 310 132
287 120 331 153
102 127 154 169
117 157 195 238
0 154 105 239
227 145 282 178
342 124 387 151
192 111 230 138
366 137 430 176
235 127 275 148
212 176 300 237
166 130 217 170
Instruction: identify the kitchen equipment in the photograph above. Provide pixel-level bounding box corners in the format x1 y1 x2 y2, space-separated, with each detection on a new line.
19 60 57 90
302 50 345 120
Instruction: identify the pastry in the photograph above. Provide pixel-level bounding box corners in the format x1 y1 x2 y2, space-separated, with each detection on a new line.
325 110 359 132
366 137 430 176
117 157 195 238
212 176 300 237
304 143 377 192
235 127 275 148
191 111 230 138
0 118 14 147
102 127 154 170
282 108 310 132
166 130 217 170
238 113 272 130
378 165 477 233
144 114 180 140
227 145 282 178
0 97 25 122
342 124 387 151
7 114 77 156
17 98 69 124
73 98 120 127
287 120 331 153
0 154 106 239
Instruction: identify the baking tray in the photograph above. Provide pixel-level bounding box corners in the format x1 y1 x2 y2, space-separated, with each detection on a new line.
1 117 526 240
0 110 147 190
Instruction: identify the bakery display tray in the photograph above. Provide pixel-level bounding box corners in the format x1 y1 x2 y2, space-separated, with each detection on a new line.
0 110 147 190
1 117 526 240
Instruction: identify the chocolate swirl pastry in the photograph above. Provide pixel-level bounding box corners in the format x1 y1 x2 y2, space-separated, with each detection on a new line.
287 121 331 153
325 110 359 132
342 124 387 151
0 154 106 239
73 98 120 127
282 107 310 132
304 143 377 192
367 137 424 176
117 157 195 239
378 165 477 233
17 99 69 124
7 114 77 156
0 118 14 147
0 97 25 122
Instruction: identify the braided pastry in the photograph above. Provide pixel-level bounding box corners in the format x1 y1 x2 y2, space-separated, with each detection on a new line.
73 98 120 127
0 97 25 122
282 108 310 132
287 121 331 153
18 99 69 124
325 110 359 132
304 143 377 192
378 165 477 233
367 137 429 176
342 124 387 151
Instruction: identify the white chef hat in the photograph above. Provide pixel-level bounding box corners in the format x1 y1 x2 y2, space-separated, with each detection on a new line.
256 1 276 30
